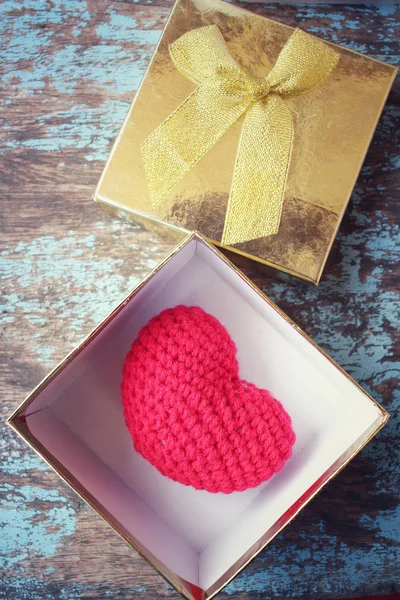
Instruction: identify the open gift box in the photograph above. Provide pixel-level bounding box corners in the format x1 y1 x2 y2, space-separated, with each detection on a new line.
8 232 388 600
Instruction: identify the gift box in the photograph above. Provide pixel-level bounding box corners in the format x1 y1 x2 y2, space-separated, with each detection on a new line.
94 0 397 284
8 232 388 600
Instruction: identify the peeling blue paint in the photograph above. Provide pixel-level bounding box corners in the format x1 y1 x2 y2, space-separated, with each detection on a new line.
225 517 399 598
32 344 55 363
360 505 400 543
2 100 131 159
45 566 55 574
378 4 397 16
1 0 153 98
0 576 170 600
96 11 162 44
0 0 90 66
1 485 77 570
0 224 158 344
0 449 49 475
3 42 147 95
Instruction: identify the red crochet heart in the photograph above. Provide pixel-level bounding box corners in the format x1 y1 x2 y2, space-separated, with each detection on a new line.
121 305 295 493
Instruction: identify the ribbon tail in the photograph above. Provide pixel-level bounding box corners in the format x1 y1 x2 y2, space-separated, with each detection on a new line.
141 79 251 208
221 95 293 246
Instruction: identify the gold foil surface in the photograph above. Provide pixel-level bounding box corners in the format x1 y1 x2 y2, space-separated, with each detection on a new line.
95 0 397 283
141 26 339 246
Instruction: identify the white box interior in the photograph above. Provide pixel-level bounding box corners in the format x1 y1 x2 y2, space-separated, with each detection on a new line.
24 237 383 591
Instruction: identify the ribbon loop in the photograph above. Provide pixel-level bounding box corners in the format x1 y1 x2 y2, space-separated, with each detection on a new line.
141 25 339 245
170 24 242 84
266 29 339 98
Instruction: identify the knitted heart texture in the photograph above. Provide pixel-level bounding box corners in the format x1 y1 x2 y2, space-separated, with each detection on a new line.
121 305 295 493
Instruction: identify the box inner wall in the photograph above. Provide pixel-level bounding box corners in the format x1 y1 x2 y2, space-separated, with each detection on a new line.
24 238 382 590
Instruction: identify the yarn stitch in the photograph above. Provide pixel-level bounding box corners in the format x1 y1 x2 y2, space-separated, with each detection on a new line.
121 305 295 493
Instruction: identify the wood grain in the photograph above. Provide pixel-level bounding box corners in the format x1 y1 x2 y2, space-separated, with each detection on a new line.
1 1 399 599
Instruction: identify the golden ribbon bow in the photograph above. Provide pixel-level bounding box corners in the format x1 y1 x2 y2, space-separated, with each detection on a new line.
141 25 339 246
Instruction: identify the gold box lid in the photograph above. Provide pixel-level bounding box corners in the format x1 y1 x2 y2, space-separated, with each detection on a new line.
95 0 397 283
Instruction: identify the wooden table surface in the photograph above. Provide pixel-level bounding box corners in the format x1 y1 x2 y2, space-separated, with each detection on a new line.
1 1 399 599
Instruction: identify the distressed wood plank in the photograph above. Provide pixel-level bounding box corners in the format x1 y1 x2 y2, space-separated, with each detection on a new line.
1 1 399 599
